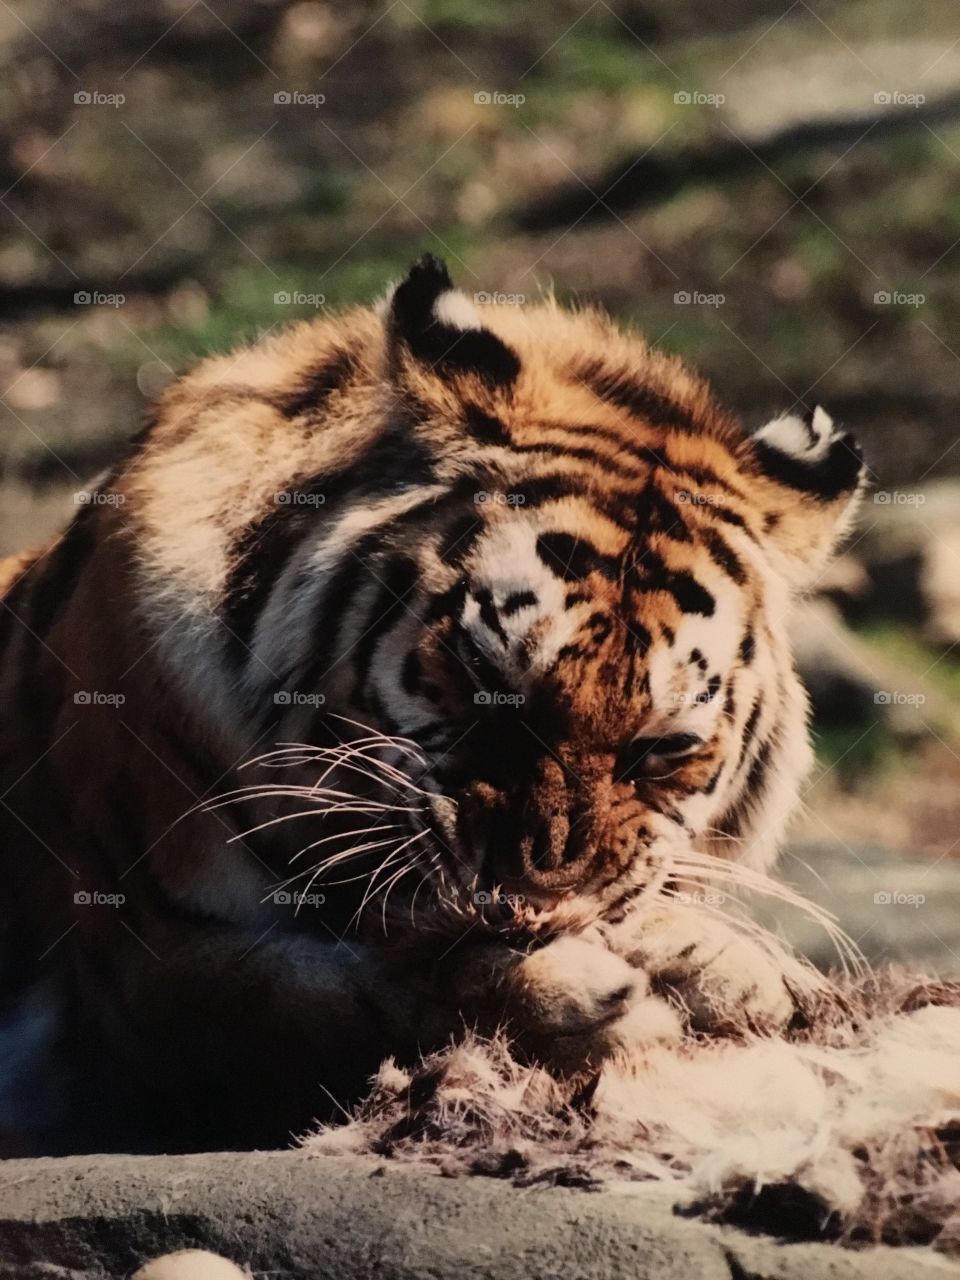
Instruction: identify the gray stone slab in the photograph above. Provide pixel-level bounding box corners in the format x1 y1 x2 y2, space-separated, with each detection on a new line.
0 1151 958 1280
760 842 960 974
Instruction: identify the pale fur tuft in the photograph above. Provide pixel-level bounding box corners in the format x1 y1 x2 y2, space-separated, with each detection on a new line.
304 970 960 1253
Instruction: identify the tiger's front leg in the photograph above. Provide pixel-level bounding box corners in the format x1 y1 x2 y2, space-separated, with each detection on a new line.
70 920 676 1149
598 900 800 1035
439 933 683 1071
68 923 455 1151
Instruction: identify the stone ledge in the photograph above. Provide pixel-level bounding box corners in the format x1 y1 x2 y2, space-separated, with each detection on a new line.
0 1151 958 1280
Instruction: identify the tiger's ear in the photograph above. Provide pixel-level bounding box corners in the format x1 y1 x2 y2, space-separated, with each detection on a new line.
386 254 520 388
737 406 867 590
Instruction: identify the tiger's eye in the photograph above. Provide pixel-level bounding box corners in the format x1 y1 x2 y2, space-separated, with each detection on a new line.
638 733 702 757
618 733 702 782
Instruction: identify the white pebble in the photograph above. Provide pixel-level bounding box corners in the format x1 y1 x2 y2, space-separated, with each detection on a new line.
132 1250 249 1280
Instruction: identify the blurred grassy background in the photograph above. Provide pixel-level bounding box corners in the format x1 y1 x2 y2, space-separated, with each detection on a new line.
2 0 960 931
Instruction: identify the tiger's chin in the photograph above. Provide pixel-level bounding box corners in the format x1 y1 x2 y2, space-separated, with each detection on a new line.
377 859 661 948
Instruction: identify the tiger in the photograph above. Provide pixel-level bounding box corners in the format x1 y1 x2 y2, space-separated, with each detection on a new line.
0 255 866 1154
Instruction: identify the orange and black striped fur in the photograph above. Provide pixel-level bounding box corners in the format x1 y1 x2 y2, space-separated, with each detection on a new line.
0 257 865 1153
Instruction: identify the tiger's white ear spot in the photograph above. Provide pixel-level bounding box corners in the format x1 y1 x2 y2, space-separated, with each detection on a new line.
433 289 482 331
810 404 834 440
755 405 837 464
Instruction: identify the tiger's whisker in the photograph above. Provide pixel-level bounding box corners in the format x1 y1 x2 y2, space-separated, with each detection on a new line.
668 852 863 975
265 834 415 899
287 824 408 864
298 832 425 909
343 832 429 936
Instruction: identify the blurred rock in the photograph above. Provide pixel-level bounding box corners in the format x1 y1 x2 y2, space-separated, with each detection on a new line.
790 597 880 727
759 841 960 976
815 552 872 612
856 480 960 645
274 2 353 67
789 596 928 737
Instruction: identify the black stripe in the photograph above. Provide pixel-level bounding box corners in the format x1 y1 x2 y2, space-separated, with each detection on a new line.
586 611 613 647
278 350 358 419
736 698 763 771
412 720 447 746
711 505 756 539
539 419 646 456
676 464 746 501
636 483 691 542
222 430 435 664
744 738 773 798
703 761 724 795
459 631 506 695
401 649 422 696
576 358 697 431
721 801 746 840
540 420 683 477
474 587 509 645
624 620 652 657
536 531 619 583
738 629 755 665
424 576 468 625
352 555 421 698
508 474 636 530
700 526 746 585
538 423 750 514
274 531 384 707
629 548 714 617
501 590 538 617
464 404 511 444
222 500 326 664
557 643 585 661
436 513 483 567
508 440 645 475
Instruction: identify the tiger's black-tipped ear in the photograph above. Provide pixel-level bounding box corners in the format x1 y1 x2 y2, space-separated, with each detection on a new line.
387 254 521 388
737 405 867 589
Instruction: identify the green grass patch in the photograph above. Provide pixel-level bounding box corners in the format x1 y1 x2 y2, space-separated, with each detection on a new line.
811 720 903 780
858 623 960 705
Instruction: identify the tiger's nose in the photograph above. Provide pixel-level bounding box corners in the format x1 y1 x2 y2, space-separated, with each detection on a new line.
518 813 597 889
514 758 600 890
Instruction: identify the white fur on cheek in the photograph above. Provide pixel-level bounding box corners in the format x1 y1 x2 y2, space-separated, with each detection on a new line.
645 599 742 738
462 519 582 681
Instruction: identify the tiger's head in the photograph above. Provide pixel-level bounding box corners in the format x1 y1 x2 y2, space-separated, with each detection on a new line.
126 256 866 932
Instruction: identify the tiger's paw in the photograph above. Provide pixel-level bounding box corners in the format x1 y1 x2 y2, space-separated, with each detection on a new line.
605 906 797 1036
507 935 682 1071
